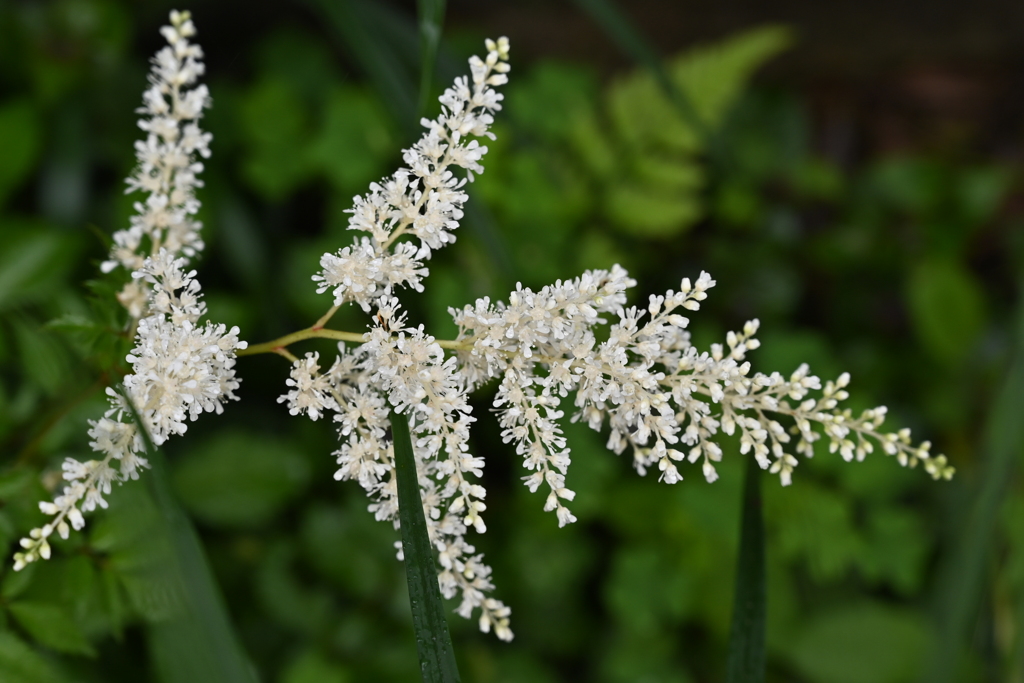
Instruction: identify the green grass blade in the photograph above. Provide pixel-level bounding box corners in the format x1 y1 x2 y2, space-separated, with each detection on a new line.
927 282 1024 682
122 390 258 683
726 454 766 683
569 0 708 139
391 406 462 683
416 0 447 117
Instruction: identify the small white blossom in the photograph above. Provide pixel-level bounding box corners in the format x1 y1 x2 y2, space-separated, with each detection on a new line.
279 352 339 420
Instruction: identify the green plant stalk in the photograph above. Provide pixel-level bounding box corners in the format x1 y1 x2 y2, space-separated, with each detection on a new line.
416 0 446 117
391 406 462 683
123 388 258 683
927 280 1024 683
726 454 766 683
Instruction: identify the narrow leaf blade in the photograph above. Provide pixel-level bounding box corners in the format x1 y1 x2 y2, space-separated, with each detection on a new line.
416 0 447 116
122 388 258 683
726 454 766 683
927 279 1024 682
391 407 461 683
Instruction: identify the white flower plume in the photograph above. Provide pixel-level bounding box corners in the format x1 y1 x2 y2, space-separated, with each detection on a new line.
275 33 951 645
283 38 516 641
15 12 244 572
312 36 511 312
16 251 247 571
102 9 212 318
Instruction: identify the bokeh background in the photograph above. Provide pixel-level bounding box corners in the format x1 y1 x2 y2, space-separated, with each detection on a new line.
1 1 1023 681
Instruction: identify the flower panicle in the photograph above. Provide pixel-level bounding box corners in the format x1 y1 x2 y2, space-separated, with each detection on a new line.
102 9 212 319
16 250 247 571
312 38 511 313
448 266 953 530
16 13 245 572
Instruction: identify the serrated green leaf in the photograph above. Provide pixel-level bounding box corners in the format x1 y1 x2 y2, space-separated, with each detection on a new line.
0 632 64 683
172 431 310 528
7 601 95 656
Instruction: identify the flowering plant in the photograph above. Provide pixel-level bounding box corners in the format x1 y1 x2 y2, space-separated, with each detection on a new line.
11 9 957 679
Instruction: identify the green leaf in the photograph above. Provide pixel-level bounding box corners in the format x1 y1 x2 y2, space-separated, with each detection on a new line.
906 258 986 364
172 430 311 528
238 78 312 199
308 86 395 194
0 99 41 209
120 391 259 683
0 222 73 311
0 468 35 500
790 603 929 683
927 279 1024 681
7 601 95 656
725 455 765 683
2 561 36 600
391 407 461 683
669 26 792 126
306 0 418 140
605 182 702 237
570 0 707 140
0 632 64 683
282 649 352 683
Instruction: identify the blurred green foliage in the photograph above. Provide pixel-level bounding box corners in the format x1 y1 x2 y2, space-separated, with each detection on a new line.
0 1 1022 682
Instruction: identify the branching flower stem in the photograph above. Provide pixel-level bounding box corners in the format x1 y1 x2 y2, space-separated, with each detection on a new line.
237 316 473 358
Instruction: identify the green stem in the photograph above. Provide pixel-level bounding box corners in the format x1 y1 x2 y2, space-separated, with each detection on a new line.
390 406 461 683
238 324 470 358
237 327 366 357
725 455 766 683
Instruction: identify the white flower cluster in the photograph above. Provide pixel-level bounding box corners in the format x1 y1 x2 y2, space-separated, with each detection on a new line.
16 252 246 570
101 9 211 318
276 35 952 641
451 270 955 513
16 12 244 571
312 37 510 312
278 39 514 640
